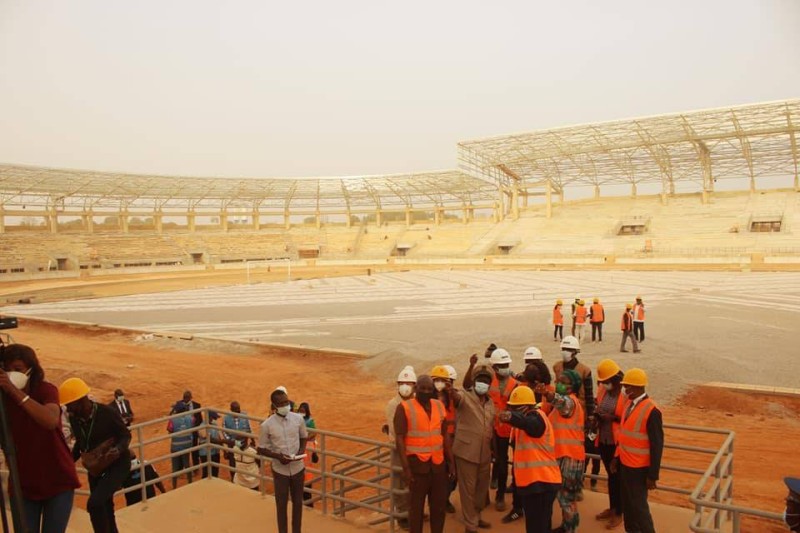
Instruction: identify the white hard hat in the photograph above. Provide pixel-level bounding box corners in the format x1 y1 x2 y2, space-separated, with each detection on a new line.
523 346 542 361
490 348 512 366
275 386 288 393
397 365 417 383
560 336 580 351
444 365 457 381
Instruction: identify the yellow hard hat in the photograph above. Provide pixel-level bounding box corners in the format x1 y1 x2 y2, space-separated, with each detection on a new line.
593 297 600 303
578 299 585 305
596 359 621 382
556 299 563 305
621 368 648 387
507 386 536 406
59 377 91 405
625 303 633 309
431 365 451 380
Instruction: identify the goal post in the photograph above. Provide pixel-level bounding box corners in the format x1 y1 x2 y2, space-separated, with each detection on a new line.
245 258 292 284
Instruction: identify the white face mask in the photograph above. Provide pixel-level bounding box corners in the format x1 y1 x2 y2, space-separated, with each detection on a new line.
116 396 125 402
130 459 141 471
398 384 414 398
496 367 512 377
602 382 614 391
276 405 291 417
474 382 490 395
561 350 574 363
434 381 446 392
8 370 30 390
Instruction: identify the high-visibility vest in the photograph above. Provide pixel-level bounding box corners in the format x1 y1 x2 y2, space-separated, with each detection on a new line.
489 375 518 438
401 399 446 464
442 393 456 437
549 394 585 460
595 387 626 446
621 311 633 331
574 306 588 325
634 304 645 321
553 307 563 326
511 410 562 488
590 304 605 323
618 398 656 468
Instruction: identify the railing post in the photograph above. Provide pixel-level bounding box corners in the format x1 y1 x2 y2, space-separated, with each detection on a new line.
320 433 327 515
388 444 396 533
137 425 147 505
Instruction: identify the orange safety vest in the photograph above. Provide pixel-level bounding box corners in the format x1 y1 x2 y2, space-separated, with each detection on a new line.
621 311 633 331
594 387 626 446
489 375 518 438
303 440 316 483
549 393 585 460
442 393 456 437
511 410 562 488
618 397 656 468
553 307 563 326
574 306 588 325
401 398 446 464
590 304 604 323
635 304 645 321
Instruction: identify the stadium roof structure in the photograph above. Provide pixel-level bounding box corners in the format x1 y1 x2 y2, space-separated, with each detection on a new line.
0 166 498 212
458 99 800 196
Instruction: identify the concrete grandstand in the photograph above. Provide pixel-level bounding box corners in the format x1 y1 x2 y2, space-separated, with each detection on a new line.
0 99 798 277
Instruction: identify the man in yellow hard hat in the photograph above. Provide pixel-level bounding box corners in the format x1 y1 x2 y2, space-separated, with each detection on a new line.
610 369 663 533
499 386 561 533
60 377 131 533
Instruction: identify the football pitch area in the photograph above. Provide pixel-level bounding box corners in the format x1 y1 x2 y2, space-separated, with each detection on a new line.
7 270 800 402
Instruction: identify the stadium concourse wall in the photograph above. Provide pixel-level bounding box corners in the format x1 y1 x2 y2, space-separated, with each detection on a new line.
1 189 799 280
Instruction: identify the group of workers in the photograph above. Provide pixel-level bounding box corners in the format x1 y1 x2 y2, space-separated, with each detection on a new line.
552 296 646 353
386 335 663 533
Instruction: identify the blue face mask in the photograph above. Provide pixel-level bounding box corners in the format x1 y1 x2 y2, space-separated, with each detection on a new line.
474 382 490 395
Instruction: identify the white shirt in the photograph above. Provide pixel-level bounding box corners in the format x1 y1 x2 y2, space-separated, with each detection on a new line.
258 412 308 476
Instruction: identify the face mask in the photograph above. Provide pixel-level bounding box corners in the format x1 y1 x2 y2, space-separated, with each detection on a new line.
561 350 573 363
555 383 569 395
116 396 125 402
434 381 446 392
130 459 141 471
398 384 413 398
7 370 30 390
276 405 291 417
602 383 614 391
496 367 512 377
474 382 490 395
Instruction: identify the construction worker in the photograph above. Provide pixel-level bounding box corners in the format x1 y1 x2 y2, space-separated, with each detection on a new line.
570 298 580 336
485 348 517 511
498 386 561 533
168 401 194 489
520 345 543 376
60 377 131 533
611 368 663 533
394 375 455 533
432 365 458 514
784 477 800 532
589 297 606 343
454 358 496 533
553 300 564 341
552 336 596 495
593 359 626 529
223 401 253 482
383 365 417 529
633 296 646 343
621 303 641 353
539 369 585 533
573 300 588 342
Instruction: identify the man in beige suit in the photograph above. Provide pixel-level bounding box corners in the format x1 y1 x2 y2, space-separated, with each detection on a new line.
451 356 496 533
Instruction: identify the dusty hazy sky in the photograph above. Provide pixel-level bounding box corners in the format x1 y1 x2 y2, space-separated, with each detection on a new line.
1 0 798 178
